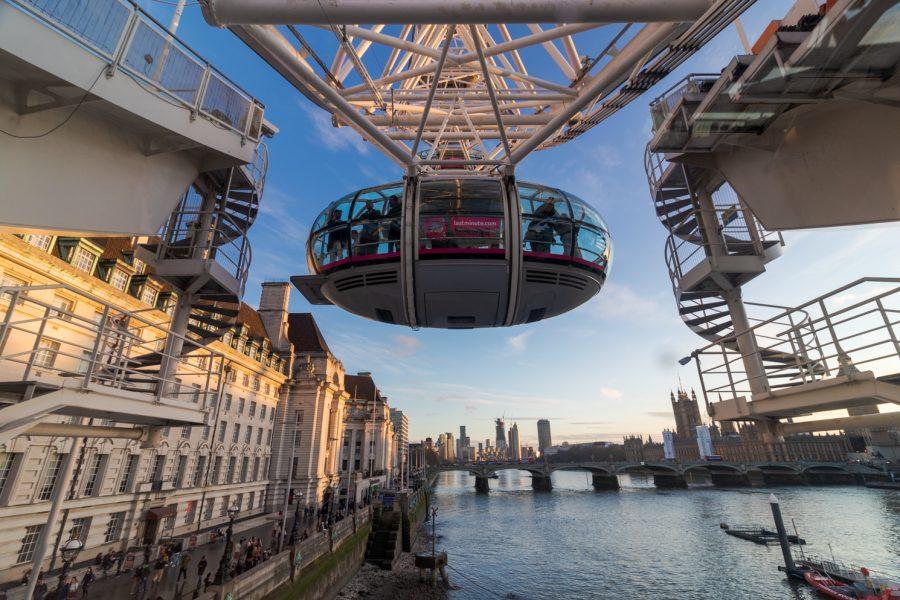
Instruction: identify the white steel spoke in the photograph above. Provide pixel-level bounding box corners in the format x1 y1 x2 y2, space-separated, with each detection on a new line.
211 1 756 172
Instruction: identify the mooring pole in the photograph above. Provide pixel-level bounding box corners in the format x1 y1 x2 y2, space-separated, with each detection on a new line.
769 494 795 573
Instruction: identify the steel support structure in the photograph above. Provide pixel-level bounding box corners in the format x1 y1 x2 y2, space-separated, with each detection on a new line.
201 1 756 174
203 0 715 26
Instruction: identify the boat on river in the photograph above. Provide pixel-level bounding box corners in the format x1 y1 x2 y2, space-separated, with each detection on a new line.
720 523 805 545
803 571 898 600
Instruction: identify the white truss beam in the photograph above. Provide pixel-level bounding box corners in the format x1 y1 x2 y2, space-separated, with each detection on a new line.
208 0 755 171
203 0 715 26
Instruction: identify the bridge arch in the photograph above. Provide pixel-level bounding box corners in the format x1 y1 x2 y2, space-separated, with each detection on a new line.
552 464 616 477
615 463 681 475
758 463 802 474
684 463 744 475
799 463 849 475
487 466 546 478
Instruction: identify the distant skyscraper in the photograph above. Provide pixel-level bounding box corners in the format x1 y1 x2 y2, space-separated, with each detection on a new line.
508 423 521 461
458 425 470 459
495 418 507 452
537 419 552 454
671 388 702 438
445 432 456 460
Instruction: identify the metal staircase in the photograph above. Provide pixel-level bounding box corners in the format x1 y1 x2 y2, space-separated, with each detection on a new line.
133 143 268 380
645 147 840 397
645 112 900 436
0 283 227 442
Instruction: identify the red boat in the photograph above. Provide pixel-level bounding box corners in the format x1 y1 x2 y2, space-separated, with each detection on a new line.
804 571 892 600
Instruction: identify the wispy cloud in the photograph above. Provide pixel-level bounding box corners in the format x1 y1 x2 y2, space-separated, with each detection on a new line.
392 335 421 358
599 387 622 402
506 330 534 354
257 187 307 240
644 411 673 419
329 330 429 377
831 284 892 308
301 103 370 155
580 282 670 324
391 382 566 409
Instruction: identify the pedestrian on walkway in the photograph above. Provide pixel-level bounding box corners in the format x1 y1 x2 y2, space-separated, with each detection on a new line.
177 552 191 582
33 577 48 600
202 573 212 592
196 556 207 584
151 556 165 587
80 569 95 598
65 576 78 600
100 552 113 578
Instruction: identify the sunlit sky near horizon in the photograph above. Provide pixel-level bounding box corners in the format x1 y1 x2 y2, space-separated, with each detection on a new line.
139 0 900 448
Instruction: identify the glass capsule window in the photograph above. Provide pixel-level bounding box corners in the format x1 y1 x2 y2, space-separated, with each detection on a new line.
418 179 505 254
310 185 404 270
311 192 354 268
519 184 573 257
518 183 611 271
349 185 403 258
309 179 610 273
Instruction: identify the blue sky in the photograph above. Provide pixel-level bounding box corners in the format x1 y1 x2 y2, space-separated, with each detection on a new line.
140 1 900 448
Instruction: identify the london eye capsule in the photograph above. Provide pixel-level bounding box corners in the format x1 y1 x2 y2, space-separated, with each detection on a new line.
292 175 612 328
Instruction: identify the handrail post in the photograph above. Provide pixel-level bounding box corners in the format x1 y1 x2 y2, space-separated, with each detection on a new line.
721 345 737 398
22 305 52 382
818 299 846 375
108 9 139 79
876 296 900 360
0 290 21 356
83 306 111 389
195 66 212 122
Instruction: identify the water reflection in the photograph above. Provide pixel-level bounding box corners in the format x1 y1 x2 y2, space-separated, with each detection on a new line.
432 470 899 600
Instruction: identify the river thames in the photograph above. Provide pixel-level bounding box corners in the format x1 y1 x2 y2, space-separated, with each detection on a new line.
431 471 899 599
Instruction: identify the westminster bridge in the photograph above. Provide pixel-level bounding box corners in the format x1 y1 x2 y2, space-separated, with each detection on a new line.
429 461 890 492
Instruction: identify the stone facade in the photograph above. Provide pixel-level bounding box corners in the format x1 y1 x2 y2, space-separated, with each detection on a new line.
338 373 396 506
0 233 287 584
623 433 851 463
268 308 348 515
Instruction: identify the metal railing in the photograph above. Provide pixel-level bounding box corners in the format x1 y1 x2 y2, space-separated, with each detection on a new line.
12 0 265 141
646 149 783 285
155 184 253 297
649 74 719 132
691 278 900 403
663 200 783 283
0 283 227 405
244 142 269 197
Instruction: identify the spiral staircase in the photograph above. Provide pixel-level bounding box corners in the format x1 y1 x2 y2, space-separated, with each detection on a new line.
131 144 268 381
644 149 830 394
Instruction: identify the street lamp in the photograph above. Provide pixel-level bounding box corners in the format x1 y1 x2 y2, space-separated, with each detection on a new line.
214 504 239 585
289 491 304 548
329 482 339 524
57 532 83 590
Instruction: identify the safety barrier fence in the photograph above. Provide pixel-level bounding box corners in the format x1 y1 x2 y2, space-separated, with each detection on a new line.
691 278 900 401
0 283 226 406
220 510 372 600
11 0 264 141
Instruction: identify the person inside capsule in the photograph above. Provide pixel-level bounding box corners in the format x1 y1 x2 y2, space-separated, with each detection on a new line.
385 195 401 253
309 180 610 274
354 200 381 256
326 209 348 263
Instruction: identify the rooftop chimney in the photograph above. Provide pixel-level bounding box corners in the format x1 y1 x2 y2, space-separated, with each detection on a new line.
258 282 291 352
